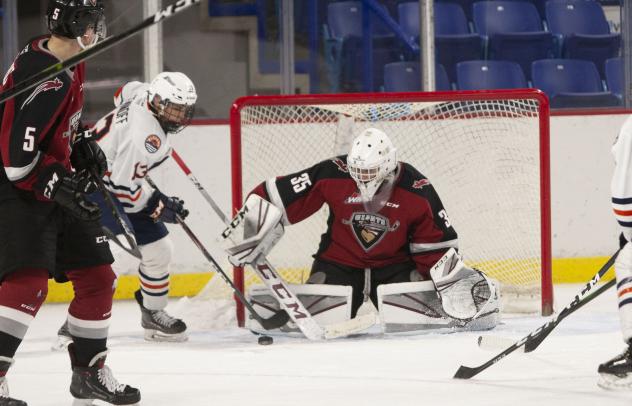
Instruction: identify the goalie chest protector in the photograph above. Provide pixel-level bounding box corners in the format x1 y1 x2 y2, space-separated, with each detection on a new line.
255 156 459 274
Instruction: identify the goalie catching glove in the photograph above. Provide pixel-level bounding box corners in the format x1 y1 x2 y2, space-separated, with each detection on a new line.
430 248 499 321
221 194 284 267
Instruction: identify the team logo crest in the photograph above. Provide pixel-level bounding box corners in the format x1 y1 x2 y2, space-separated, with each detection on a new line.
144 134 161 153
343 212 399 251
21 78 63 109
412 179 431 189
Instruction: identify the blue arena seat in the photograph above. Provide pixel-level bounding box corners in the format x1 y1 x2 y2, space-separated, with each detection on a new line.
398 2 482 83
435 0 547 22
605 57 623 99
325 1 399 92
472 1 554 79
546 0 621 77
531 59 621 108
456 60 527 90
384 62 452 92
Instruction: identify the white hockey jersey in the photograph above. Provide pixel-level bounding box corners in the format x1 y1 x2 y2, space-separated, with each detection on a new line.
91 81 171 213
612 116 632 240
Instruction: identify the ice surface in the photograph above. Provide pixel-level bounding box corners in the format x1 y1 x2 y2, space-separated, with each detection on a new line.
11 284 632 405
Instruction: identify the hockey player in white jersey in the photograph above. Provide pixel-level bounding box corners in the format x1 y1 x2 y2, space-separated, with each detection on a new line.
57 72 196 344
601 115 632 390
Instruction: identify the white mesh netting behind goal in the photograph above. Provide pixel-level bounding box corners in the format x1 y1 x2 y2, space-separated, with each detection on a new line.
189 90 552 327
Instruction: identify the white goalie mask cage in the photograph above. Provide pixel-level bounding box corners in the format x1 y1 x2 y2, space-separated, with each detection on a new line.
347 128 398 202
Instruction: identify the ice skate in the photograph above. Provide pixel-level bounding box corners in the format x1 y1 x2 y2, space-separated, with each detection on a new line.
598 344 632 390
51 320 73 351
68 344 140 405
135 290 187 342
0 357 26 406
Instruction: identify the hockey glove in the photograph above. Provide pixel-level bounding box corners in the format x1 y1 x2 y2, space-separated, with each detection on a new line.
35 165 101 221
146 190 189 224
71 129 108 179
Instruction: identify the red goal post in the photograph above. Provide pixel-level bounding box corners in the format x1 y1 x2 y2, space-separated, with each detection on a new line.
230 89 552 327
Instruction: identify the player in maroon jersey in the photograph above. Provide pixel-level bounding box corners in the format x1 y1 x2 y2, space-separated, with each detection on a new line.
225 128 499 335
0 1 139 405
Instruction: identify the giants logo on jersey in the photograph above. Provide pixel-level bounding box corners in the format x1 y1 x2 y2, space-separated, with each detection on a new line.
332 158 348 173
343 212 399 251
412 179 431 190
20 77 64 109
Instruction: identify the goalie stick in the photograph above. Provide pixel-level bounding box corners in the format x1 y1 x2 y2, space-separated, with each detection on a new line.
454 251 618 379
168 150 376 340
0 0 200 105
143 175 289 330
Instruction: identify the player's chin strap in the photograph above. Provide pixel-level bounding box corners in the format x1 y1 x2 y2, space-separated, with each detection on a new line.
168 150 375 340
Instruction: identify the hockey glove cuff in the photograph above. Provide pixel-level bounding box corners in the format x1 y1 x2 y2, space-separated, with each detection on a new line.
71 128 108 179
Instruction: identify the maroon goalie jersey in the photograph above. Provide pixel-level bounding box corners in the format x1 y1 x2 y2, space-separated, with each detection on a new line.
251 156 459 276
0 36 84 200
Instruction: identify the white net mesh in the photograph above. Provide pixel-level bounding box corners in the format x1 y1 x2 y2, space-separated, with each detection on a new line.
199 92 550 324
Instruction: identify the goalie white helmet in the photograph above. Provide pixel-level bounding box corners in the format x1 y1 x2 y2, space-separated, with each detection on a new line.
347 128 398 202
147 72 197 134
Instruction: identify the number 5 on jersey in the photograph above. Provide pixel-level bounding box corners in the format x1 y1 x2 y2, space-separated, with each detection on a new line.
291 173 312 193
23 127 36 152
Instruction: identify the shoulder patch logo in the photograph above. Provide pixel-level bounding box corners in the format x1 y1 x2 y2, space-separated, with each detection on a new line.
342 212 399 251
144 134 161 153
412 179 431 190
332 158 348 173
21 77 63 109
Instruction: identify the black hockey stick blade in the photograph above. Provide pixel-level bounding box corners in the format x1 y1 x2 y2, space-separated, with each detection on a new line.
101 226 141 259
0 0 200 105
523 277 616 352
256 310 290 330
454 252 618 379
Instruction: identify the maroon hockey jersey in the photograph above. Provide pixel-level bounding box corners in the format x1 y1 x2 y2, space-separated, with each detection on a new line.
0 36 85 200
252 156 459 276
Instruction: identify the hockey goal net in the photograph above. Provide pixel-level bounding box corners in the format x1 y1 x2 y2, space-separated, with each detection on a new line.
225 90 552 327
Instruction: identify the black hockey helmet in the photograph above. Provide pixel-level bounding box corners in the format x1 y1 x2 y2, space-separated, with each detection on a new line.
47 0 105 47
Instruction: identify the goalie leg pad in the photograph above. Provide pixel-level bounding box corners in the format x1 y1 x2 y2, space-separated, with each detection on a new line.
246 284 353 337
430 248 499 321
377 280 499 334
615 243 632 344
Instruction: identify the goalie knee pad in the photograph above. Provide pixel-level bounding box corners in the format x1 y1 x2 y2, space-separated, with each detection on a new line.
430 248 500 321
616 243 632 344
246 284 353 337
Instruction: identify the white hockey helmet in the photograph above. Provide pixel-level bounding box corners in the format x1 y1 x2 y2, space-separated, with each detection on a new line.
147 72 197 134
347 128 398 202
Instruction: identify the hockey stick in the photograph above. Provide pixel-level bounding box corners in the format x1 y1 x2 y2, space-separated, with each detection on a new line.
91 169 142 259
174 215 290 330
169 149 376 340
143 174 289 330
0 0 200 105
454 251 618 379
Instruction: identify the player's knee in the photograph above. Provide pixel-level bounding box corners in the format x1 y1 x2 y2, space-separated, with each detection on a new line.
67 265 117 298
139 236 173 273
0 268 49 315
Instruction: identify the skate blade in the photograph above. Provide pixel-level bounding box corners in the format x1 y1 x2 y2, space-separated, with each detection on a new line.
144 329 188 343
51 335 72 352
598 373 632 391
72 399 140 406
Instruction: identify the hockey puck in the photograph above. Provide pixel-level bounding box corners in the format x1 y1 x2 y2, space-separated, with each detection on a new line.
258 335 274 345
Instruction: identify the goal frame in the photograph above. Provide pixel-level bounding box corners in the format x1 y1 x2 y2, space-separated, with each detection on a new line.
230 89 552 327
